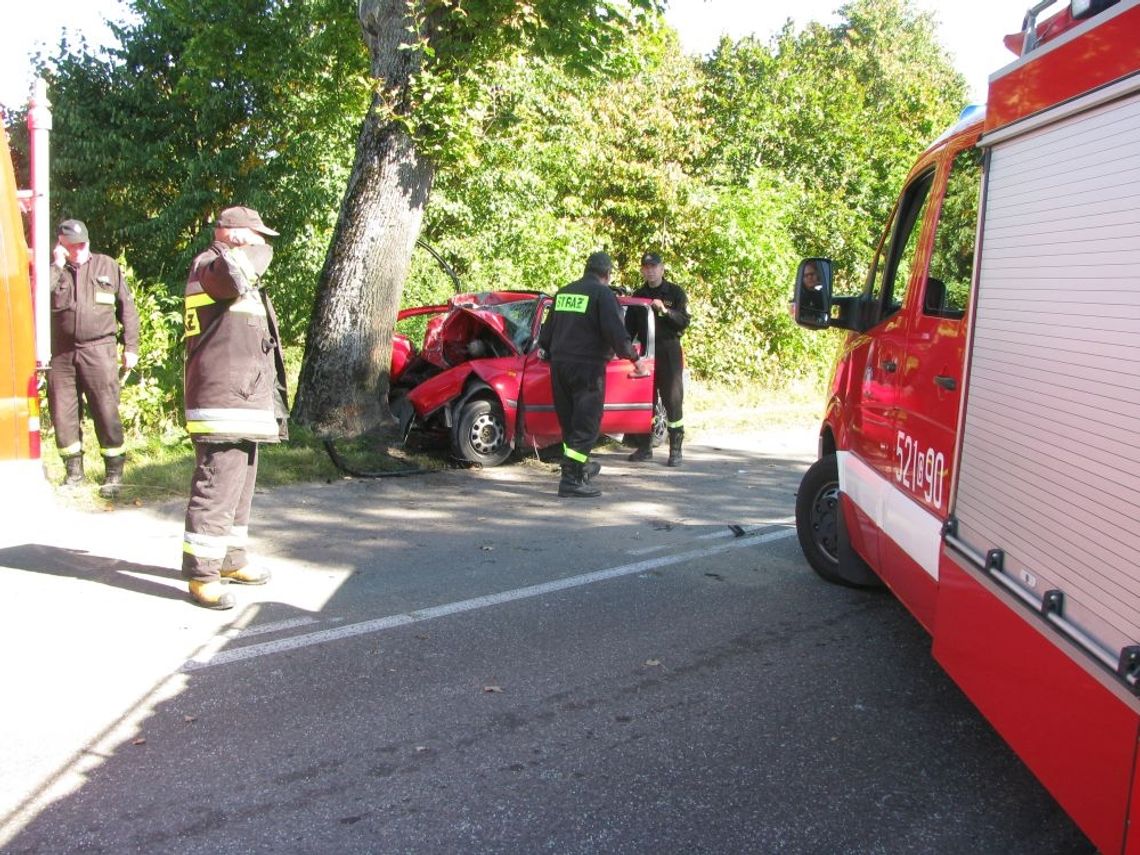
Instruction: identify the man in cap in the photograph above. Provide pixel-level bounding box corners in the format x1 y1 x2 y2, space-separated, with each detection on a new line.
627 251 689 466
48 219 139 495
180 206 288 609
538 251 647 498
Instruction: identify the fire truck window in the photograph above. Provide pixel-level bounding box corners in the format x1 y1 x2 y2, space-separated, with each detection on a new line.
925 147 983 318
878 169 935 321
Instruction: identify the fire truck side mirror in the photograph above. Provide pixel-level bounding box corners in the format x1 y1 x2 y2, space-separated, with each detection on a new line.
793 257 833 330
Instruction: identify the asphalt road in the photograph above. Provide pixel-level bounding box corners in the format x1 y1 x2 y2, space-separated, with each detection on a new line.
0 433 1095 853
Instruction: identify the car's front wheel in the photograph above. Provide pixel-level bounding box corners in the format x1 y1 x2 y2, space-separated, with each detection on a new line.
453 398 512 466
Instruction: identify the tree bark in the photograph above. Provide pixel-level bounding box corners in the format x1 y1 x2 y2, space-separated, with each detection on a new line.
293 0 435 437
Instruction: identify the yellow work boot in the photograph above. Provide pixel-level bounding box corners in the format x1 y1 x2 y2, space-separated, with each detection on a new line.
220 565 271 585
189 580 236 610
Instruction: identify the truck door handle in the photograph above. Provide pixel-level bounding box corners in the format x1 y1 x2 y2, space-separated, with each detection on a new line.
881 360 897 373
934 375 957 390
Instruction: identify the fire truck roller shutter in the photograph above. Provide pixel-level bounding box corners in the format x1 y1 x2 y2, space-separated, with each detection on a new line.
951 81 1140 667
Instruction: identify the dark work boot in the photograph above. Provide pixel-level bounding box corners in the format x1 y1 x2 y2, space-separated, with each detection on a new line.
667 428 684 468
99 454 125 498
558 461 601 498
627 437 652 462
583 461 601 482
63 454 85 487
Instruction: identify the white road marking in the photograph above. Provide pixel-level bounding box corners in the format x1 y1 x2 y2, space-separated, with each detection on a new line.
182 526 797 672
626 519 794 555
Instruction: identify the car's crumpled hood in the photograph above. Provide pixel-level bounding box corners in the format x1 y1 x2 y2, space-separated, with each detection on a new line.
418 296 527 370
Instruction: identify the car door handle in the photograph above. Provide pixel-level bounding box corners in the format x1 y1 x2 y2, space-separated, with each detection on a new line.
628 369 651 379
881 360 897 373
934 375 957 391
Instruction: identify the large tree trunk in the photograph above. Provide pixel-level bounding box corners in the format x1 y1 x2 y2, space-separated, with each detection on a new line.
293 0 435 438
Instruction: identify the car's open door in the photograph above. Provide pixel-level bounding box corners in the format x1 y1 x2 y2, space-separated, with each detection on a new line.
600 298 656 436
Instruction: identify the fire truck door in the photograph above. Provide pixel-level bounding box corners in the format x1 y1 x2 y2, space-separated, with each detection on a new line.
895 146 982 520
842 172 935 569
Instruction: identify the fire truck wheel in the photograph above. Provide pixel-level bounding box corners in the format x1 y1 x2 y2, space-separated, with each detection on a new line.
796 454 881 588
454 397 512 467
796 454 846 584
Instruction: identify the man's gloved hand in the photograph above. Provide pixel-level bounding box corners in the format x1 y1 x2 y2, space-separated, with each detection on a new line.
122 351 139 370
536 347 550 361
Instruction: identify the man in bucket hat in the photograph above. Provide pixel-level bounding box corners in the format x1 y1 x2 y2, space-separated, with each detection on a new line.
180 206 287 609
48 218 139 495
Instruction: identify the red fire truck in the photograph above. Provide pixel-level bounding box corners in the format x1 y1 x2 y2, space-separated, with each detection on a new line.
790 1 1140 851
0 83 51 500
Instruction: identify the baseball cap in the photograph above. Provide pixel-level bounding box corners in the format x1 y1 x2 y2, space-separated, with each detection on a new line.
215 206 279 237
585 251 614 275
640 251 663 266
58 219 89 245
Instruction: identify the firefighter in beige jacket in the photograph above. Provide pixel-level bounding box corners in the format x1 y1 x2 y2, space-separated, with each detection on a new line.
181 206 287 610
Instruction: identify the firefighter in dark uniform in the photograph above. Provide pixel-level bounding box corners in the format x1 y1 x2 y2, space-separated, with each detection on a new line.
538 252 647 498
48 219 139 496
181 206 288 609
628 251 689 466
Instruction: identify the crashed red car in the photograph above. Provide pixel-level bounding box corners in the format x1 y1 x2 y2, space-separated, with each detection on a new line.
390 291 661 466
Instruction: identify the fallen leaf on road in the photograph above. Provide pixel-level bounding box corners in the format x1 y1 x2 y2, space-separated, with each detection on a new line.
483 685 504 693
183 715 197 724
480 545 494 551
132 737 146 745
644 659 662 667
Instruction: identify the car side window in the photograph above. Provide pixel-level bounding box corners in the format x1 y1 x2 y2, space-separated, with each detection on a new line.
924 147 983 318
623 304 651 357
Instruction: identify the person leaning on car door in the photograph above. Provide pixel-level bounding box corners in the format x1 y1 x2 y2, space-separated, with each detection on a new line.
180 206 288 610
48 219 140 496
627 250 689 467
538 251 647 498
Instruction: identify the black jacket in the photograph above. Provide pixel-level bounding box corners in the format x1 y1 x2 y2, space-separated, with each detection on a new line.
538 273 638 365
633 279 689 345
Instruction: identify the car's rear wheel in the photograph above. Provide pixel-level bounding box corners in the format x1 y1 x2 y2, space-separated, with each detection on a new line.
623 392 667 449
454 398 512 466
650 392 667 447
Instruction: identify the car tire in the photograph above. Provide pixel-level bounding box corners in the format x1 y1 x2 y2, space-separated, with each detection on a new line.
453 397 512 467
624 392 667 449
650 392 667 448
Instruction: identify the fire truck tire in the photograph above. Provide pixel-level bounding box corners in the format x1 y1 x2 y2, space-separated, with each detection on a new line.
796 454 881 589
454 397 512 467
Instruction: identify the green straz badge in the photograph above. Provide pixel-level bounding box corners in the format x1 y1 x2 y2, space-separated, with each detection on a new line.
555 293 589 313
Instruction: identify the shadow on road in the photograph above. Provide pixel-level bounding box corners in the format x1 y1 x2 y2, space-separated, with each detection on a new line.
0 544 185 602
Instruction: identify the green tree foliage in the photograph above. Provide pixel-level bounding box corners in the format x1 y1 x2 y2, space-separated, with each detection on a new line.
705 1 966 267
417 25 706 295
294 0 663 437
45 0 369 339
30 0 969 441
